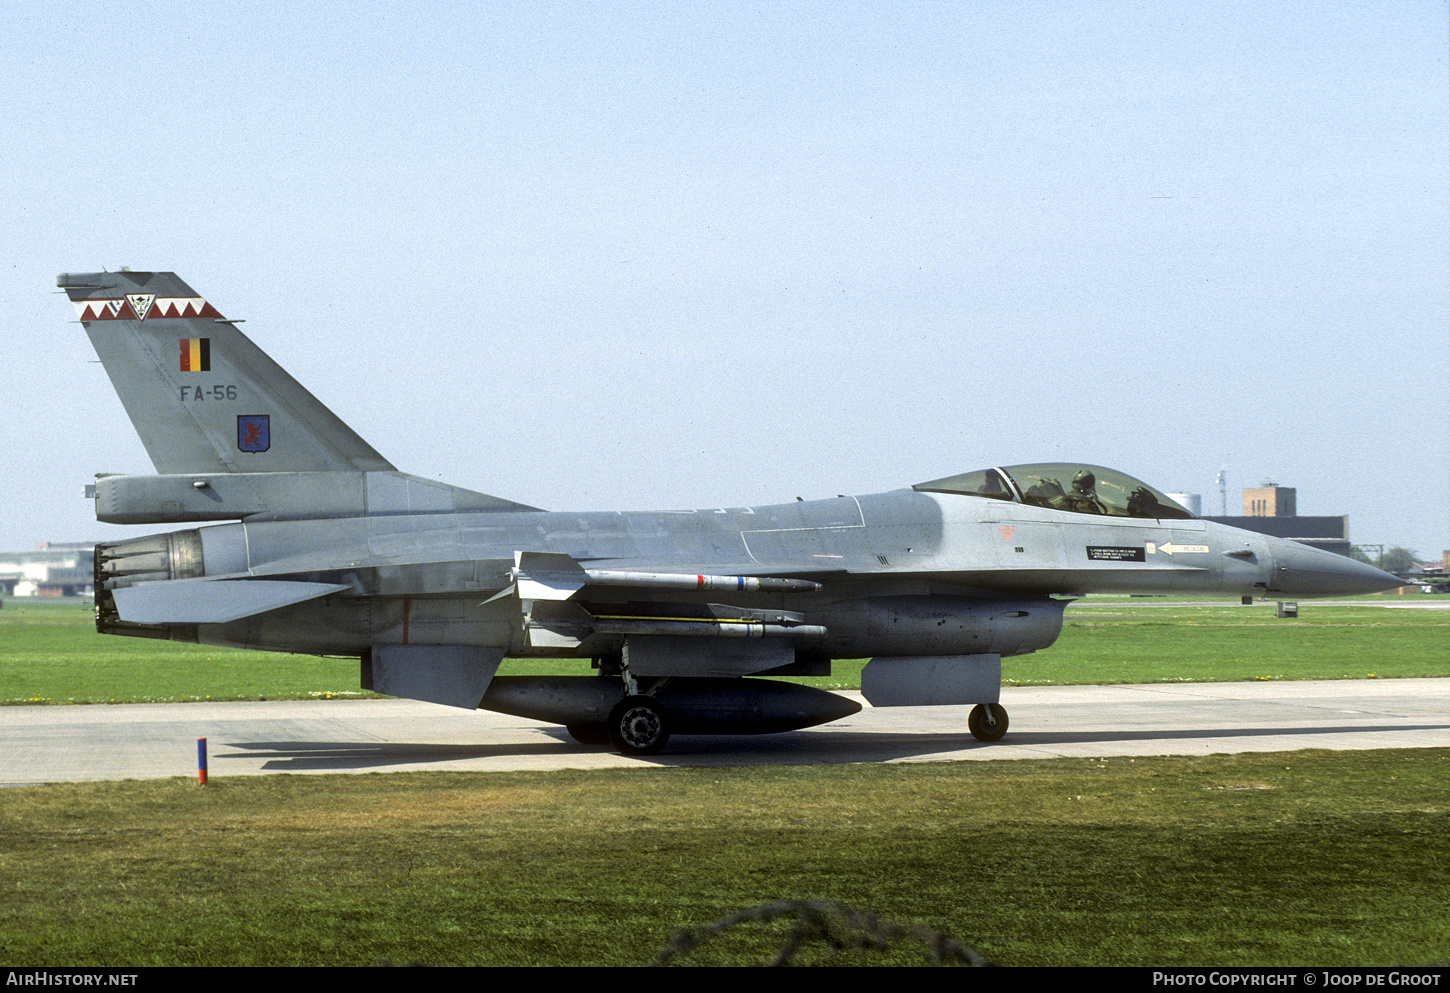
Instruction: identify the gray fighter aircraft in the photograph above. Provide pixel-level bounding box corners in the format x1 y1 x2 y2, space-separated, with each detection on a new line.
60 270 1405 754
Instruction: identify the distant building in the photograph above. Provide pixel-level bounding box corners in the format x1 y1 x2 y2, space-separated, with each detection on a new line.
1200 515 1352 556
1243 483 1295 517
0 543 93 597
1202 484 1349 556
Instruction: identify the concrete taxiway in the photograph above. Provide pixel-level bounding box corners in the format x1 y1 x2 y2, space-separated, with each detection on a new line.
1 678 1445 785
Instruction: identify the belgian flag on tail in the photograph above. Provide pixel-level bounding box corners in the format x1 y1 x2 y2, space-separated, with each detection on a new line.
180 337 210 372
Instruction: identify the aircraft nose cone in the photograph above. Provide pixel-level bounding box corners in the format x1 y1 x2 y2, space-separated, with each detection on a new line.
1271 541 1405 597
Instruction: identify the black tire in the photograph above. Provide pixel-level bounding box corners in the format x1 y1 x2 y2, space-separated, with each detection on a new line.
968 703 1009 742
566 723 609 746
608 696 671 756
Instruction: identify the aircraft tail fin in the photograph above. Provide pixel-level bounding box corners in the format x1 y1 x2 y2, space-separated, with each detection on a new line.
59 271 395 475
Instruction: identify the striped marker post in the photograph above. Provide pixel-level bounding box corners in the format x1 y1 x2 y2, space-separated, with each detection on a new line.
197 737 208 785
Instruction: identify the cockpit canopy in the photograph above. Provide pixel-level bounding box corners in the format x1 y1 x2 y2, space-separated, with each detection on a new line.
913 463 1196 520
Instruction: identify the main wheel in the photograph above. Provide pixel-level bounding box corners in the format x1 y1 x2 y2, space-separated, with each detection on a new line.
608 696 671 756
968 703 1009 742
566 723 609 746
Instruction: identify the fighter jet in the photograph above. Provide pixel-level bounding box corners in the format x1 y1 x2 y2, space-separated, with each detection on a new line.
59 271 1405 754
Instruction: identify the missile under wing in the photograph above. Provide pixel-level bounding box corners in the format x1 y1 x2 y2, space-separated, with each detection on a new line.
60 271 1405 754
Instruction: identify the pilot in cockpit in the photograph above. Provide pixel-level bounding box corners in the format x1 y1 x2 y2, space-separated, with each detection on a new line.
1065 470 1107 514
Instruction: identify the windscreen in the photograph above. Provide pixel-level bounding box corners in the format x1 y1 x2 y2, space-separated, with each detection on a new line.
915 463 1195 520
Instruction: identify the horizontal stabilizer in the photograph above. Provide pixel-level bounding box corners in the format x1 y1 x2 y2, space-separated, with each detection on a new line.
111 579 351 625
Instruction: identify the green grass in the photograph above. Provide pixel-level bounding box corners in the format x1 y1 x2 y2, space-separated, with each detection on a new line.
2 595 1445 704
0 599 370 704
0 749 1445 966
1012 596 1450 685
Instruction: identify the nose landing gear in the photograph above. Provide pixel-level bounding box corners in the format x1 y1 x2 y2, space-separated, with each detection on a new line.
968 703 1009 742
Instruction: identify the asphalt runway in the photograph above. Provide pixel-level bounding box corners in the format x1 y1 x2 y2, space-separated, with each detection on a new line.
2 678 1445 785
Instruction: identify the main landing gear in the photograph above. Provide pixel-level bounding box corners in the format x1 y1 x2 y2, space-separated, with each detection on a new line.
607 695 671 756
968 703 1009 742
563 694 672 756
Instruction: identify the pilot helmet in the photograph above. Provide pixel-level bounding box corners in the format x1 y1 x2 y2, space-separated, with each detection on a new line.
1072 470 1096 493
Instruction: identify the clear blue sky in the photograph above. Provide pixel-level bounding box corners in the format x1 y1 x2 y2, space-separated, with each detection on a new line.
3 1 1446 558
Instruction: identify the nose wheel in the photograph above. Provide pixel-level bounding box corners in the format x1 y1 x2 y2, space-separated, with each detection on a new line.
968 703 1009 742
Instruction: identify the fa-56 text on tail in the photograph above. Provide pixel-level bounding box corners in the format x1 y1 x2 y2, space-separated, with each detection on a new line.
61 271 1403 755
